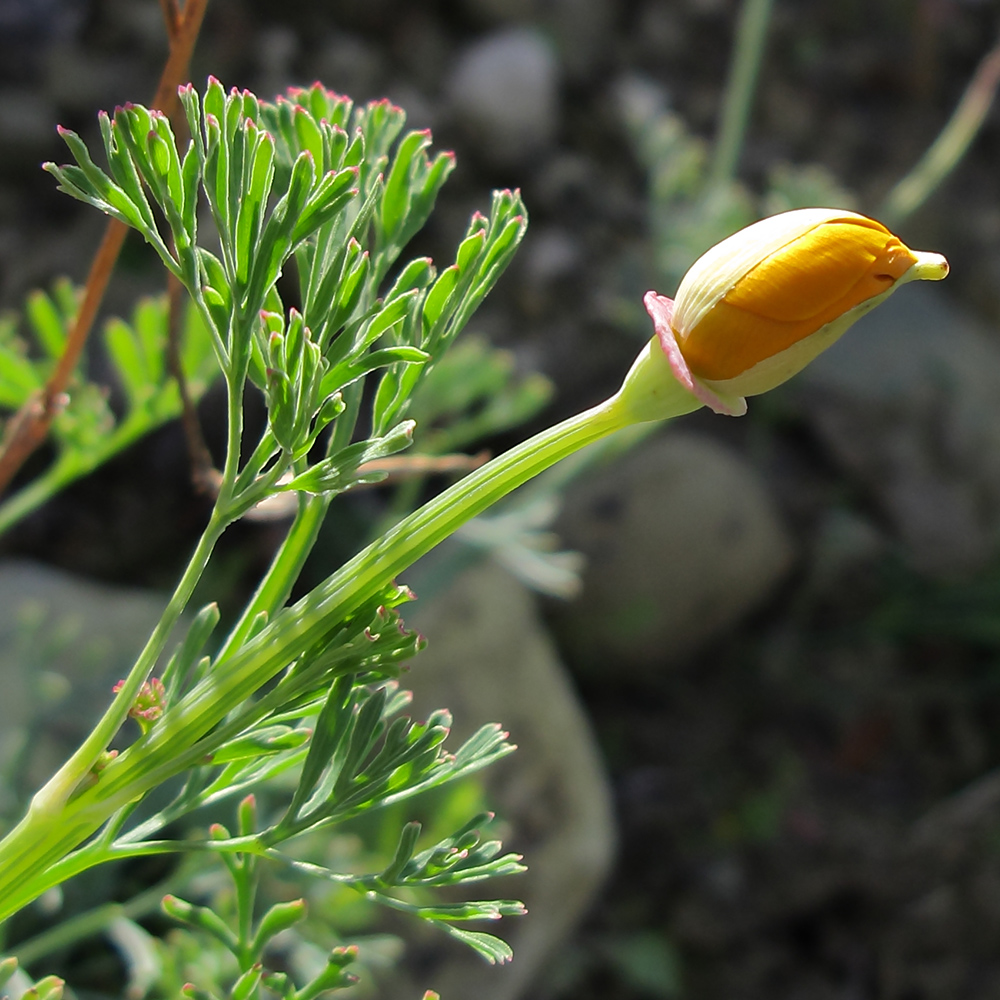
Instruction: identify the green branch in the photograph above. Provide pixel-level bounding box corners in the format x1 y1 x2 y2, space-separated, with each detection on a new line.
711 0 774 187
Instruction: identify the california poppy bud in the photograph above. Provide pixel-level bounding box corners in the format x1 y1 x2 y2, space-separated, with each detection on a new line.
626 208 948 419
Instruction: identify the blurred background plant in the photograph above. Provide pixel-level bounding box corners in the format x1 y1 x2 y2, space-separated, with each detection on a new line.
1 0 1000 998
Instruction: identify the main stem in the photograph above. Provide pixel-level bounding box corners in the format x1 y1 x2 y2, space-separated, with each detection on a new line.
26 370 246 820
99 397 635 795
0 362 700 920
25 510 227 820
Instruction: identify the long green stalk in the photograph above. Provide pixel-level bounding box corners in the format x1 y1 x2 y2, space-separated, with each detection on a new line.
25 368 249 819
215 492 332 661
25 510 227 819
0 406 603 914
881 35 1000 225
711 0 774 187
0 344 702 921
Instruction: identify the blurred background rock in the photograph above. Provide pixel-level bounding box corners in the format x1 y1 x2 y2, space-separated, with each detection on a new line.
3 1 1000 997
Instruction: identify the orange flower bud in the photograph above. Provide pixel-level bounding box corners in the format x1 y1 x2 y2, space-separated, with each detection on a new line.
643 208 949 416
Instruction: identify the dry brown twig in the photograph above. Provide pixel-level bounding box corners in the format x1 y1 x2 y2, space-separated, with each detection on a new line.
0 0 210 498
157 0 182 38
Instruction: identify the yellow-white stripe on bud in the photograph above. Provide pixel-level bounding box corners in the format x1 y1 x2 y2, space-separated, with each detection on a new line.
618 208 948 421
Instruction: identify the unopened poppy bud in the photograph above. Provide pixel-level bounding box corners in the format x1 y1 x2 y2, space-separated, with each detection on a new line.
618 208 948 421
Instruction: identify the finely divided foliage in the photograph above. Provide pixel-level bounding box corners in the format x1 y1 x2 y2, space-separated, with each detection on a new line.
0 80 529 997
46 80 527 516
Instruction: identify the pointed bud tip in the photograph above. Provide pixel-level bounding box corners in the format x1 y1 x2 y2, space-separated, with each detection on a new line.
910 251 949 281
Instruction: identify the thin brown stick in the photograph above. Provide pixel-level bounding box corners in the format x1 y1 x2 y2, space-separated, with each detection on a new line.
0 0 211 497
157 0 182 38
150 0 210 118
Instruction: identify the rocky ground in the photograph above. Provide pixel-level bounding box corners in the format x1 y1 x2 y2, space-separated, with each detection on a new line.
4 1 1000 998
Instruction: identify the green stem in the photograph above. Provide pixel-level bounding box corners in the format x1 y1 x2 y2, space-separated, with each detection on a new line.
5 834 265 919
216 372 246 509
24 507 228 820
710 0 774 187
0 352 702 922
0 366 253 915
0 414 176 538
216 493 332 661
0 460 81 536
880 36 1000 225
113 400 628 779
0 402 620 917
13 873 179 969
231 428 279 497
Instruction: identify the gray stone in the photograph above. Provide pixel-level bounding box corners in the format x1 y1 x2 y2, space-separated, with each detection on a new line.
456 0 613 82
43 43 144 112
104 0 164 49
253 25 299 103
394 560 616 1000
550 430 796 669
446 27 559 167
793 283 1000 577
